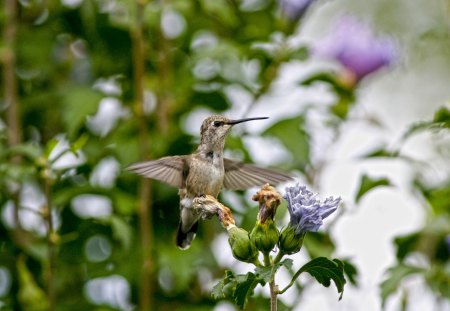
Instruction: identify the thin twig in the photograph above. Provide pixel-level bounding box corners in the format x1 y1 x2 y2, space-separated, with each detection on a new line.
273 250 284 264
3 0 22 148
43 168 56 311
277 266 303 295
3 0 24 233
132 0 154 310
156 16 172 134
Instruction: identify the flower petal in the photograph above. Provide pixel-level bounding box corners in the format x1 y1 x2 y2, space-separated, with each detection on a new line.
284 184 341 234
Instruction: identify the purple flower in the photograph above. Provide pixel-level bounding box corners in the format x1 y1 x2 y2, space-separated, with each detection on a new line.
284 184 340 234
279 0 315 21
314 16 397 82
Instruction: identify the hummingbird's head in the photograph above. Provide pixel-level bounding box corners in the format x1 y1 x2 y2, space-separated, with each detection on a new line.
200 115 269 144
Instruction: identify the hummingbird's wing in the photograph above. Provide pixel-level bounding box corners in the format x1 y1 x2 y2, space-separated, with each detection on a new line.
127 156 187 188
223 158 292 190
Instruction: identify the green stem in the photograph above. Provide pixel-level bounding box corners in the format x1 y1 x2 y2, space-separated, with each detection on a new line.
44 171 56 311
277 266 303 294
155 10 172 134
4 0 25 245
132 0 154 310
263 253 278 311
253 259 263 267
3 0 21 148
273 250 284 264
269 279 278 311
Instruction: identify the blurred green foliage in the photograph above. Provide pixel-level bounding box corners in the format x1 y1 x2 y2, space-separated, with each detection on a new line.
0 0 449 310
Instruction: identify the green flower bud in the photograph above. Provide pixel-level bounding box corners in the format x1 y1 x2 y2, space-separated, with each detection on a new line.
278 226 305 254
250 220 279 254
228 226 259 263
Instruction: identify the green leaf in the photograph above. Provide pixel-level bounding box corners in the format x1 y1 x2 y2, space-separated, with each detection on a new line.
7 143 43 162
211 270 235 299
342 260 358 286
359 147 398 159
298 257 346 300
304 231 335 258
226 135 252 161
432 106 450 127
44 138 59 158
355 174 391 203
279 258 294 270
301 72 355 119
415 181 450 215
301 72 337 87
233 272 258 309
17 256 48 311
254 265 272 284
112 190 136 215
22 243 48 262
427 263 450 298
71 134 89 153
190 90 231 111
61 86 102 138
0 162 37 181
289 46 309 61
199 0 239 27
402 106 450 140
394 232 420 261
108 216 133 251
380 264 425 307
263 116 310 170
255 258 293 283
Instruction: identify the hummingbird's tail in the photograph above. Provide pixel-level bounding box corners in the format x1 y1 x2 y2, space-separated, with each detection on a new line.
176 221 199 250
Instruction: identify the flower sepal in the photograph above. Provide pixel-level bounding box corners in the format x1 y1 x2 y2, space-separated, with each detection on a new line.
227 225 259 264
250 219 279 254
278 226 305 254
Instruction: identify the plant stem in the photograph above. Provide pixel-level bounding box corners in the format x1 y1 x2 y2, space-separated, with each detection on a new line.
263 253 278 311
3 0 22 148
44 171 56 311
132 0 154 309
156 12 172 134
277 266 303 294
269 279 278 311
273 250 284 264
263 253 271 266
3 0 25 243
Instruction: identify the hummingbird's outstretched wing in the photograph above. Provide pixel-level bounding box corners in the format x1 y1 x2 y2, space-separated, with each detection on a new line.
127 156 187 188
223 158 292 190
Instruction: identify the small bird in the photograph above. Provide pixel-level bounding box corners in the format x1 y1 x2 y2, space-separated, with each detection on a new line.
128 115 292 249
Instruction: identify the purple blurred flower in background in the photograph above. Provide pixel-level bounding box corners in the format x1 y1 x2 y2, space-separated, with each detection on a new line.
314 16 397 83
284 184 340 234
279 0 316 21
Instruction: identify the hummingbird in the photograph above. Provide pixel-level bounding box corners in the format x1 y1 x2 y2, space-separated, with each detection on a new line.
128 115 292 249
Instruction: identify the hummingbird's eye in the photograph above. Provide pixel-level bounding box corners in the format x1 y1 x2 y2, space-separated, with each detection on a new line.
213 121 223 127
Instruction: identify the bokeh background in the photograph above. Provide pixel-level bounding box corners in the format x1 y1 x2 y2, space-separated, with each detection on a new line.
1 0 449 310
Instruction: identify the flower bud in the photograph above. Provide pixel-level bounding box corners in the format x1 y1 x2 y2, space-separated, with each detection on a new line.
278 226 305 254
227 226 259 263
250 220 279 254
252 184 282 223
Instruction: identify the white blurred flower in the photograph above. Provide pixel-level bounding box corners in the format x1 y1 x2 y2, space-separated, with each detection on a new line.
87 97 130 137
90 157 121 188
71 194 112 218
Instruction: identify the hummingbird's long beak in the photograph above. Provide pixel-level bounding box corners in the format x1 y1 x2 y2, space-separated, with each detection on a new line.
226 117 269 125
